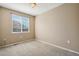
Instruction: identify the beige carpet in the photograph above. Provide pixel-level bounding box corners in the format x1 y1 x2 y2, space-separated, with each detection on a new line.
0 40 79 56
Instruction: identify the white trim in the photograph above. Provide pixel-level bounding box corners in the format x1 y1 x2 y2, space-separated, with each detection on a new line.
11 31 30 33
0 39 34 48
37 39 79 55
11 13 30 33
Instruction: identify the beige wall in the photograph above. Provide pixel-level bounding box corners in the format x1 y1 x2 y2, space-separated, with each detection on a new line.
0 8 1 39
0 7 35 46
0 7 3 45
36 4 79 52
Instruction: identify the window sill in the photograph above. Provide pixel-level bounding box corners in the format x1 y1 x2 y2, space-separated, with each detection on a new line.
11 31 30 34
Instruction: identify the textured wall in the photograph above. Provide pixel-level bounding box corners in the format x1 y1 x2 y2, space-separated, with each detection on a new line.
36 4 79 52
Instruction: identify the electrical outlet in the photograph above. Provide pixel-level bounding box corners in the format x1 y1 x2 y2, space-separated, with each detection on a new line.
67 40 70 44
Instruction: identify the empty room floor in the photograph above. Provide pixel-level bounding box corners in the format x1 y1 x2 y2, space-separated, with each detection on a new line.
0 40 79 56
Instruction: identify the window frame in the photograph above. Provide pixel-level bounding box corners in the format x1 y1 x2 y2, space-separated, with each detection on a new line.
11 13 30 33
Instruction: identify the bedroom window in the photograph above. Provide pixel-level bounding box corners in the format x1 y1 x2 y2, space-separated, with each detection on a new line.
12 14 29 33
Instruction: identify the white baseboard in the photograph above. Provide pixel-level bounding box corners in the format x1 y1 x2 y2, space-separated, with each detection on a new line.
37 40 79 55
0 39 35 48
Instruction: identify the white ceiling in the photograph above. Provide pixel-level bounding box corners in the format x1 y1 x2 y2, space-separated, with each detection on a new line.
0 3 63 16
